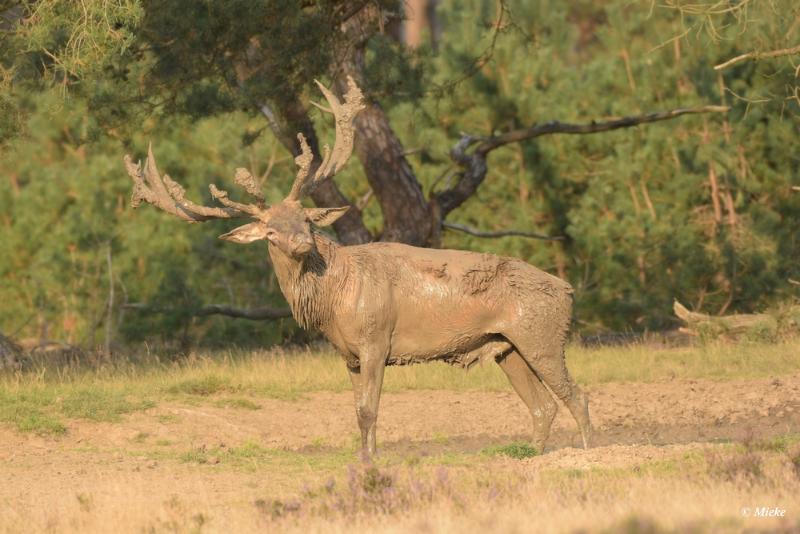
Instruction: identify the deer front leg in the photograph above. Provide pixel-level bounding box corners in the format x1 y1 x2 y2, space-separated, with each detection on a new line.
347 348 387 457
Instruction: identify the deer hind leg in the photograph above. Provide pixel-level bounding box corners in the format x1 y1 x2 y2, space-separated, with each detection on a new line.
347 349 387 458
506 333 593 449
496 350 557 453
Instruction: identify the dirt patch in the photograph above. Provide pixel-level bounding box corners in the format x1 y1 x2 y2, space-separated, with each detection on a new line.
1 373 798 532
2 373 799 455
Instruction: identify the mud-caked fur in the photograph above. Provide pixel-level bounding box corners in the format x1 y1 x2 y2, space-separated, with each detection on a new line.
244 219 593 456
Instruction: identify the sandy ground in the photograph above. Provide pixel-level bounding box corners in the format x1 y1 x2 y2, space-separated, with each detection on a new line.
1 373 799 531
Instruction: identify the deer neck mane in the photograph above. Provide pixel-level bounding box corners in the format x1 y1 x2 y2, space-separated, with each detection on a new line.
267 232 344 330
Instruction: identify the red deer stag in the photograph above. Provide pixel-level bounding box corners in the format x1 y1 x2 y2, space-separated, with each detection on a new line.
125 78 592 456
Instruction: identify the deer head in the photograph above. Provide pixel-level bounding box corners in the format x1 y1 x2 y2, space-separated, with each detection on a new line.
124 77 365 259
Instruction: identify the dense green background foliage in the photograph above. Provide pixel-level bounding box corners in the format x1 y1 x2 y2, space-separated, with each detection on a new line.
1 0 798 347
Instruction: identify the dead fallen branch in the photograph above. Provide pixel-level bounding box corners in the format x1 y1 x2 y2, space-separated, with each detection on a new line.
0 332 24 370
673 300 800 341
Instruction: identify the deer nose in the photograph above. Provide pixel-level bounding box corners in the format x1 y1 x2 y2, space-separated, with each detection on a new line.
291 234 314 255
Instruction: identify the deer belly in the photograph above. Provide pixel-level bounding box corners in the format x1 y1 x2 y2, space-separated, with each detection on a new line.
387 336 512 368
388 313 506 359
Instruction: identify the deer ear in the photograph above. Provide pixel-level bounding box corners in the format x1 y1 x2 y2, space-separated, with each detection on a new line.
304 206 349 227
219 222 268 244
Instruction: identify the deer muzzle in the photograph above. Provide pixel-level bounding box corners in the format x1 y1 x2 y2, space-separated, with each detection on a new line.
290 235 314 257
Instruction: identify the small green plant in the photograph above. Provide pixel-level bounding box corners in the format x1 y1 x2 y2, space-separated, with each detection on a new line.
432 432 450 445
228 441 269 459
156 414 180 424
180 446 210 464
168 374 233 396
214 397 260 410
751 434 800 453
75 493 93 513
60 389 155 422
0 392 67 435
131 431 150 444
13 410 67 435
481 442 539 459
304 437 329 451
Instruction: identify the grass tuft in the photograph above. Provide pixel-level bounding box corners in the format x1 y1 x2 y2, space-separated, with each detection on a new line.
60 389 155 422
481 442 539 459
213 397 261 410
167 374 233 396
8 408 66 435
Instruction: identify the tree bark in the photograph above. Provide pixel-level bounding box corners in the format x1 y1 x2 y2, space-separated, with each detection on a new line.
349 102 433 244
335 4 434 246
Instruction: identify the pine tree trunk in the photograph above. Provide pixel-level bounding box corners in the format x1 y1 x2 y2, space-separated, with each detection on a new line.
336 7 434 246
349 103 433 245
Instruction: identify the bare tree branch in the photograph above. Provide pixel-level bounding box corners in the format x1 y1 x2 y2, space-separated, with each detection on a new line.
433 105 730 219
124 303 292 321
714 44 800 71
196 304 292 320
443 221 564 241
474 105 730 156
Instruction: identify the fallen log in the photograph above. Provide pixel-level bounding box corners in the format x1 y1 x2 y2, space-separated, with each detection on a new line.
0 332 24 370
673 300 792 341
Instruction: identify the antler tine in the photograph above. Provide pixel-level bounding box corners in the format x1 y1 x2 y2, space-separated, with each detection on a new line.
209 183 262 216
208 166 267 215
312 76 364 184
286 133 314 201
234 167 266 206
124 145 259 222
285 76 366 202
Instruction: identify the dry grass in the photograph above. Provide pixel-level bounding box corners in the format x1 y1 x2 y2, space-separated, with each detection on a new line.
1 442 798 533
1 338 799 435
1 340 799 533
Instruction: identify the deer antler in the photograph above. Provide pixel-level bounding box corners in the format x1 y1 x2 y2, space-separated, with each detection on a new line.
125 144 264 222
286 76 366 201
126 79 364 219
